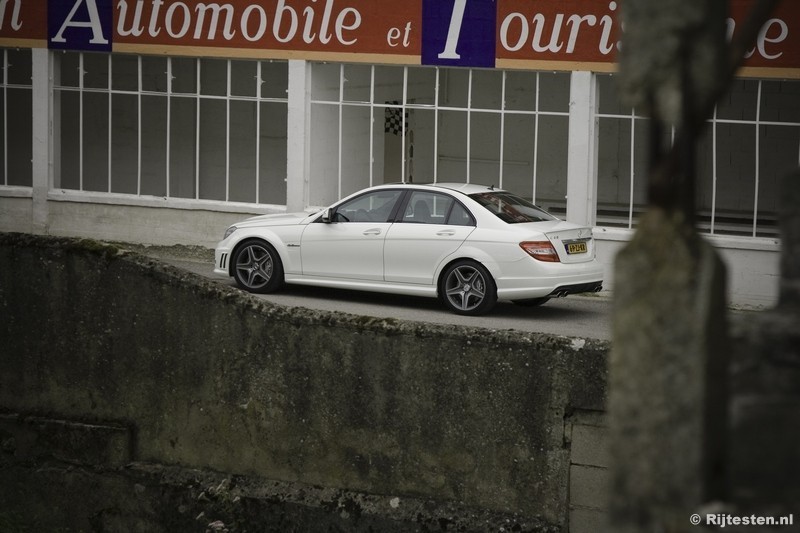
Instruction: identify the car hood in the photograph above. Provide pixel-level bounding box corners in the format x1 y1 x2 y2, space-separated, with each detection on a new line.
237 212 316 227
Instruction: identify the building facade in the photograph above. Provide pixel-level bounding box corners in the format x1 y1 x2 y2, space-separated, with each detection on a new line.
1 0 798 306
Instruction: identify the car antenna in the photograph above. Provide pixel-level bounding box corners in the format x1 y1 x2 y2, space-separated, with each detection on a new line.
489 184 495 190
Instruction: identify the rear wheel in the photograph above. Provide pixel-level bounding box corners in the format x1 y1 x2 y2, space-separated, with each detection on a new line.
439 260 497 316
232 240 284 294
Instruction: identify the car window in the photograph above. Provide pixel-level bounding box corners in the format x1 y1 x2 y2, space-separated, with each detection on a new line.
469 191 556 224
446 201 475 226
401 192 452 224
333 189 403 223
401 192 476 226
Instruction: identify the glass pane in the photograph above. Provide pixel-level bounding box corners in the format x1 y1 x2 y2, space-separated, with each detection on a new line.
470 111 501 186
142 56 168 92
6 88 32 186
169 97 196 198
471 69 502 110
758 124 799 236
505 71 538 112
447 202 475 226
83 92 109 192
341 105 372 196
409 108 436 182
311 63 340 102
336 189 403 222
715 123 755 215
407 67 436 106
343 64 371 103
0 89 4 184
261 61 288 99
439 68 468 108
437 110 467 181
198 99 227 201
597 117 633 227
140 95 167 196
597 74 629 116
760 80 800 123
717 79 758 121
536 115 570 207
59 91 80 190
502 114 536 198
57 51 81 88
696 125 715 231
229 100 257 203
231 60 257 97
111 94 138 194
308 103 339 206
539 72 570 113
259 102 287 204
112 54 139 91
83 53 109 89
200 58 227 97
171 57 197 94
373 65 404 105
402 191 453 223
6 49 32 85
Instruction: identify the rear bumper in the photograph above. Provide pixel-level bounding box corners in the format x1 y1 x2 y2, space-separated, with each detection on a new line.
547 280 603 298
493 259 604 301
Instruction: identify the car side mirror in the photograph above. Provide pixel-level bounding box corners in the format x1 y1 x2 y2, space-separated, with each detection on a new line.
321 208 332 223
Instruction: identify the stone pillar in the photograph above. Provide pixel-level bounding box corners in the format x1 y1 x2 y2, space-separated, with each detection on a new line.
609 207 729 532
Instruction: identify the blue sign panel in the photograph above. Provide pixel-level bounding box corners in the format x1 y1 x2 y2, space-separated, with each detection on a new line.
422 0 496 68
48 0 113 52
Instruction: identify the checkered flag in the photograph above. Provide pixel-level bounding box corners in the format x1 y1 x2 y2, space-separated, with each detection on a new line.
384 101 408 136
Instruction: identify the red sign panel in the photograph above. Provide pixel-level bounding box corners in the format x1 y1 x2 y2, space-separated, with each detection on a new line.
0 1 47 44
0 0 797 77
113 0 421 59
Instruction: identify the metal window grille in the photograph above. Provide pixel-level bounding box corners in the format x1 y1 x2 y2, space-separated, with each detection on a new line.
52 52 288 205
595 74 800 238
308 64 570 211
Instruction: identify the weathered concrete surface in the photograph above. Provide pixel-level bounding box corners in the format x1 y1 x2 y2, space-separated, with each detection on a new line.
0 232 608 531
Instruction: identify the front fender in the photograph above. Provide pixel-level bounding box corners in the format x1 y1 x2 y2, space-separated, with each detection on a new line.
226 226 303 275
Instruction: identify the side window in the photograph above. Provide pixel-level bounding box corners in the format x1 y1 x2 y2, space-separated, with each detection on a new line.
447 201 476 226
401 192 453 224
333 189 403 222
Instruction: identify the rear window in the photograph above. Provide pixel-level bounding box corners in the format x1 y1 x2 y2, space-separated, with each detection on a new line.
470 192 557 224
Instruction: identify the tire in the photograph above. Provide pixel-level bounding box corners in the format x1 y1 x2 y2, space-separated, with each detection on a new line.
512 297 550 307
232 240 284 294
439 260 498 316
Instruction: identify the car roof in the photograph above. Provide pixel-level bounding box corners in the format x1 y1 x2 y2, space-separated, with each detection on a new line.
376 182 503 195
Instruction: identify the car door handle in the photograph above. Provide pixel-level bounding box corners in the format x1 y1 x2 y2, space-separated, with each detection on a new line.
436 230 456 236
363 228 382 236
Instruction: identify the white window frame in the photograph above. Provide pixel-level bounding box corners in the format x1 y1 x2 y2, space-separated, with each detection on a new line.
52 52 289 206
309 63 570 205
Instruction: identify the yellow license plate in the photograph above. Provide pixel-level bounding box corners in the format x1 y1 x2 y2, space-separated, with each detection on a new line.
567 242 587 254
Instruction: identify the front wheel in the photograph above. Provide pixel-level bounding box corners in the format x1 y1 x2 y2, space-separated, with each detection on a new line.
232 240 284 294
439 260 497 316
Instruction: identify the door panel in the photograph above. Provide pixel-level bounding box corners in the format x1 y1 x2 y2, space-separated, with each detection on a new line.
300 188 404 281
384 224 474 284
301 222 391 281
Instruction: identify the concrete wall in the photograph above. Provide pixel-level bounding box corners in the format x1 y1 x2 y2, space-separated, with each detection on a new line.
0 233 608 531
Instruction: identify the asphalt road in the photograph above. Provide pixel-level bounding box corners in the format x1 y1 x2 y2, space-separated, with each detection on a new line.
154 251 613 341
131 244 761 343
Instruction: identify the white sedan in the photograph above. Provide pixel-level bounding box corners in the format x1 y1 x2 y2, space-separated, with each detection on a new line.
214 183 603 315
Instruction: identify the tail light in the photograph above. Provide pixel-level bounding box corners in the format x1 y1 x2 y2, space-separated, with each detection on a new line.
520 241 560 262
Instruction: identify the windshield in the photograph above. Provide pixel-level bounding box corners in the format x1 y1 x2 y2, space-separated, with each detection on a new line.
470 192 557 224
